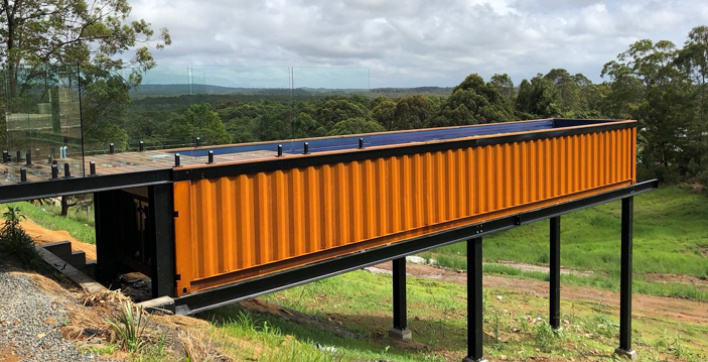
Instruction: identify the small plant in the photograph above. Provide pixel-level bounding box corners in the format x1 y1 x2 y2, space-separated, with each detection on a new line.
534 318 565 353
106 301 152 353
0 206 39 266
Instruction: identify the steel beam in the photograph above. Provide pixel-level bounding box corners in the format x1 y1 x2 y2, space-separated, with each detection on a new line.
0 168 172 204
550 216 561 330
389 257 412 340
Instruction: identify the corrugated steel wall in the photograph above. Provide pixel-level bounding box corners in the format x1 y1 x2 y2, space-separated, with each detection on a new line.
174 127 636 296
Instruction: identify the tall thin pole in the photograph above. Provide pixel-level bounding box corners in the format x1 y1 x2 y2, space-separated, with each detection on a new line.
550 216 561 329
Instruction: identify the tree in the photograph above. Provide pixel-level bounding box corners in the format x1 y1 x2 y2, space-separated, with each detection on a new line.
602 37 695 181
393 95 435 130
515 74 561 119
172 103 232 146
544 68 581 116
1 0 170 143
675 26 708 179
371 98 397 130
433 73 515 126
317 98 370 129
328 117 385 136
489 73 515 104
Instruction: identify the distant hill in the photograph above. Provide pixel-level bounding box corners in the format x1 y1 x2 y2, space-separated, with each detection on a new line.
131 84 452 99
371 86 453 98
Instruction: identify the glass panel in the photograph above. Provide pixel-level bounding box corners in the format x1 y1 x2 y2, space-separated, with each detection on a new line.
4 65 83 181
2 65 370 183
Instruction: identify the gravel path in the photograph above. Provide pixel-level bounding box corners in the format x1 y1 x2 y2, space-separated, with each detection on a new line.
0 264 104 361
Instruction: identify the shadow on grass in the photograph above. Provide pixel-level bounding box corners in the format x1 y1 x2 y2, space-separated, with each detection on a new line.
199 302 471 360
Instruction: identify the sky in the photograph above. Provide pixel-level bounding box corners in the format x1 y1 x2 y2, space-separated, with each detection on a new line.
128 0 708 89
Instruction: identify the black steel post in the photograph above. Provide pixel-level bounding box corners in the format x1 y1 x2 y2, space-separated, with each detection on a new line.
148 184 176 299
19 167 27 183
64 163 71 178
389 257 411 340
94 191 121 285
174 154 181 167
2 150 8 163
277 144 283 157
89 161 96 176
25 152 31 166
550 216 561 330
139 141 145 152
615 197 636 359
195 137 200 148
463 237 486 362
359 138 364 149
109 143 115 154
16 151 21 162
208 151 214 164
304 142 309 154
51 164 58 179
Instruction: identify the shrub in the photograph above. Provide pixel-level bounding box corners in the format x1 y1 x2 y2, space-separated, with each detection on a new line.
0 207 39 266
107 301 152 353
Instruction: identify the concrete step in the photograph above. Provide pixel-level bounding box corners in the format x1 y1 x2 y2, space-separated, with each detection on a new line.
83 260 97 279
42 241 73 260
67 250 86 270
41 241 93 275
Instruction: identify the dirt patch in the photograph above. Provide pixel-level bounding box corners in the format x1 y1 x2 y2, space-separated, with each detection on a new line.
0 348 21 362
368 261 708 326
646 272 708 286
489 260 594 277
698 245 708 257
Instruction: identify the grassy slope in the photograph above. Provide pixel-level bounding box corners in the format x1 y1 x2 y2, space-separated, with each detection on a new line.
205 270 708 361
2 201 96 244
420 186 708 300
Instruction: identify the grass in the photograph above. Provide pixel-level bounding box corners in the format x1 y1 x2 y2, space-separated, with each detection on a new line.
1 201 96 244
204 270 708 361
419 185 708 300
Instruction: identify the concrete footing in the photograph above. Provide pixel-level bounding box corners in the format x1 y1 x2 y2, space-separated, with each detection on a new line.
388 327 412 340
614 347 637 360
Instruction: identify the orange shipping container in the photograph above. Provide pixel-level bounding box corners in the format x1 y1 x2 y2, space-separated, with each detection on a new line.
172 119 636 296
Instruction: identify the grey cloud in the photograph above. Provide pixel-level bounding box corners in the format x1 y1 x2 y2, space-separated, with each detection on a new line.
128 0 708 87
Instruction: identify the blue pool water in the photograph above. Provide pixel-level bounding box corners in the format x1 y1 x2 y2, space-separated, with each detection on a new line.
175 119 614 157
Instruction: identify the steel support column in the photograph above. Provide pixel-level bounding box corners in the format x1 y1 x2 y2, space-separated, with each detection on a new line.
615 197 636 359
550 216 561 330
389 257 412 340
148 184 176 298
94 190 121 286
463 237 487 362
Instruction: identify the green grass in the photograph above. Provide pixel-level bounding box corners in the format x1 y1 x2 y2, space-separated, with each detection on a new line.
420 185 708 300
1 201 96 244
204 270 708 361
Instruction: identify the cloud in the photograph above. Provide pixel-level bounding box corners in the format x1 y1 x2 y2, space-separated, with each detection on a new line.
128 0 708 87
